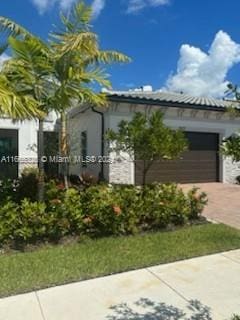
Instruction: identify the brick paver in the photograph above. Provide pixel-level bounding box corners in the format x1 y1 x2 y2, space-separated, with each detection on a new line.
182 183 240 229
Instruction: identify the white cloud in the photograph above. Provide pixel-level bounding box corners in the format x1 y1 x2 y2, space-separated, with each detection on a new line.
127 0 170 13
30 0 76 14
166 31 240 98
30 0 169 16
59 0 76 10
92 0 106 18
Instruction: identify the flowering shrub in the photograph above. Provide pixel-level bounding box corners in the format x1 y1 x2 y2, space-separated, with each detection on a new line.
80 185 123 236
142 184 190 228
0 183 208 247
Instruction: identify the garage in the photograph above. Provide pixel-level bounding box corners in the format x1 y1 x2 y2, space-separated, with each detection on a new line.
135 132 219 184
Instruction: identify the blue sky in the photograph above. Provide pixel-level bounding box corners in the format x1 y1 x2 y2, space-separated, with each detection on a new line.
1 0 240 98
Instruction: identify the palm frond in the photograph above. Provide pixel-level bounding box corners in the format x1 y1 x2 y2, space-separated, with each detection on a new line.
0 76 45 119
75 67 112 89
60 1 92 33
0 16 31 37
52 32 98 56
84 51 131 65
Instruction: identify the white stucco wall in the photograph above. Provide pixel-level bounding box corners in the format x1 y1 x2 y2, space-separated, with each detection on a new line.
68 108 103 179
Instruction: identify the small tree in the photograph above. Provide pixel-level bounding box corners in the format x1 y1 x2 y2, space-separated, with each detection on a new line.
221 83 240 163
221 132 240 163
49 1 130 188
106 111 188 185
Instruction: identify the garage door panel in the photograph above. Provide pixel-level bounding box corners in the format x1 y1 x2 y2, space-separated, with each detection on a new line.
135 132 219 184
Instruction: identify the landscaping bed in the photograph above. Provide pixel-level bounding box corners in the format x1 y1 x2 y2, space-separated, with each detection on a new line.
1 223 240 297
0 172 207 248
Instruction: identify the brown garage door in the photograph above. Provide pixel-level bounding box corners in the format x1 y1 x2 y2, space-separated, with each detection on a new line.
135 132 219 184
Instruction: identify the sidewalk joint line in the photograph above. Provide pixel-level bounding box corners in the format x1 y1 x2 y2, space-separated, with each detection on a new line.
221 252 240 265
35 291 47 320
146 268 189 304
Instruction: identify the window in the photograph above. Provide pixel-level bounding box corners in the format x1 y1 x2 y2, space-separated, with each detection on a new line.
0 138 12 158
81 131 87 167
0 129 18 179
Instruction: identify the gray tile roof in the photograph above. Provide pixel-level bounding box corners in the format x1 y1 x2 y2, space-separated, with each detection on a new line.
107 90 238 110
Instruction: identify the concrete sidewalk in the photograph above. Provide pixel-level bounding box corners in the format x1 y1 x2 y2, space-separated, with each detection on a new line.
1 250 240 320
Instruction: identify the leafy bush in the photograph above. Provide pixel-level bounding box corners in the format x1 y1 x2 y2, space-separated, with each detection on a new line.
0 190 83 245
0 201 19 242
0 179 19 203
17 167 39 202
0 183 208 247
187 187 208 220
47 188 84 239
0 167 39 204
80 184 123 236
142 184 190 228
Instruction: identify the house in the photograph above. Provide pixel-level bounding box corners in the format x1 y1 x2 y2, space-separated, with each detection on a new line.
0 112 58 179
68 88 240 185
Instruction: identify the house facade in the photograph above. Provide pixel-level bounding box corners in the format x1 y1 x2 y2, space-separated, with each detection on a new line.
0 112 58 179
69 90 240 185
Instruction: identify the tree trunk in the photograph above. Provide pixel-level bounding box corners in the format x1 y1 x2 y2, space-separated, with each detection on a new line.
60 111 69 188
38 119 45 202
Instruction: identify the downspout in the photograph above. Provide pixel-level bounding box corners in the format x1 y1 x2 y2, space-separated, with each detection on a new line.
91 107 105 180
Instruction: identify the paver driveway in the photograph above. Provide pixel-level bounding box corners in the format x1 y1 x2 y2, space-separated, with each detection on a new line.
183 182 240 229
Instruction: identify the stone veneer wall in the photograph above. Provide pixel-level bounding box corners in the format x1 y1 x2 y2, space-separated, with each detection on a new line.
108 152 134 184
224 157 240 184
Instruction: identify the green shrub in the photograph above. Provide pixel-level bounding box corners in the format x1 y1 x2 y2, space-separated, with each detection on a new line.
0 167 39 204
80 184 123 236
142 184 190 228
0 183 208 247
0 201 19 242
14 200 48 242
47 188 84 239
187 187 208 220
115 185 144 234
45 179 65 200
0 179 19 203
17 167 39 202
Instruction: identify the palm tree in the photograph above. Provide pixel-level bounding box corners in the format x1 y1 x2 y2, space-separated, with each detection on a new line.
0 16 53 200
3 36 55 201
50 1 130 186
0 0 130 190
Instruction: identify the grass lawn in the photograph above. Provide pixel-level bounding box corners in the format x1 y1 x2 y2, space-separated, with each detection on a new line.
1 223 240 297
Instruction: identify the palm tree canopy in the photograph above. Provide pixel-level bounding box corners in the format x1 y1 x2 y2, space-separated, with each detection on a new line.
0 73 44 119
49 1 131 111
2 36 56 117
0 16 51 120
0 1 131 119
